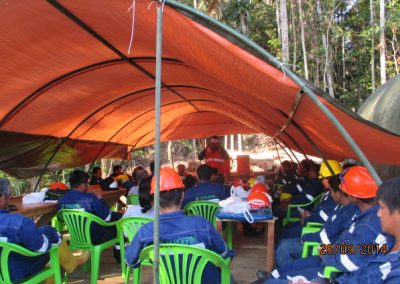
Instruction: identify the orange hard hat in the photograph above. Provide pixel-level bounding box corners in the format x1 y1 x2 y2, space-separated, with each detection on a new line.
247 191 271 209
151 167 184 194
49 182 68 190
339 166 378 198
251 183 269 193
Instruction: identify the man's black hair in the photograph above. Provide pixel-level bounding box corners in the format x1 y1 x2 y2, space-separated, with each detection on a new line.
160 189 183 208
300 159 316 172
209 136 219 140
113 165 122 172
359 197 376 204
210 167 219 175
183 175 197 189
376 177 400 213
92 166 101 175
138 176 153 213
69 170 89 189
150 161 155 174
197 164 212 181
328 174 341 192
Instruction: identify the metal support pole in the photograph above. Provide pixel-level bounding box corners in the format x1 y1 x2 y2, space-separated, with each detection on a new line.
153 2 164 283
277 137 300 164
272 139 283 164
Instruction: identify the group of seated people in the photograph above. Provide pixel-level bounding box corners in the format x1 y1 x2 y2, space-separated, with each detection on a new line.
1 159 400 284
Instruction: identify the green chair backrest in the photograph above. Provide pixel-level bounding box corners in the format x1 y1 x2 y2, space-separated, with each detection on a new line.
323 266 341 278
140 244 231 284
184 201 219 228
0 241 61 284
283 192 324 226
58 209 111 249
127 194 140 206
117 217 153 278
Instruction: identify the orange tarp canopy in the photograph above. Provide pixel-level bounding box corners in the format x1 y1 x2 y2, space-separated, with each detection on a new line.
0 0 399 178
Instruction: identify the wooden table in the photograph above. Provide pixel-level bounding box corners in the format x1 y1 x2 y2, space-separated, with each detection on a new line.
10 187 126 226
217 218 276 272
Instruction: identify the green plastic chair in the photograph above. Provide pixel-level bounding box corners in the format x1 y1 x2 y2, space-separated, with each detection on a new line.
134 244 231 284
301 241 321 258
0 241 61 284
116 217 152 281
301 226 322 237
323 266 341 278
184 201 219 228
305 222 324 228
127 194 140 206
282 193 323 227
58 209 118 284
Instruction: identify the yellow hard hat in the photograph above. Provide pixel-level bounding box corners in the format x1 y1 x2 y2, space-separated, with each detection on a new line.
280 193 292 202
319 160 342 179
247 177 256 186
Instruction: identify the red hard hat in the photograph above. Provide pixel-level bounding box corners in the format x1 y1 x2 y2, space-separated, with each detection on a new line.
49 182 68 190
339 166 378 198
251 183 269 194
232 178 247 187
151 168 184 194
247 191 271 209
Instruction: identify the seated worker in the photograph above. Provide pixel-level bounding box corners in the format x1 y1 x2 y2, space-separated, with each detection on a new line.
256 166 394 283
0 179 88 282
276 160 296 186
181 164 229 209
177 164 187 181
89 166 103 185
58 170 123 245
259 176 400 284
274 159 323 219
274 174 359 268
124 176 154 219
125 168 233 283
280 160 343 239
128 168 149 196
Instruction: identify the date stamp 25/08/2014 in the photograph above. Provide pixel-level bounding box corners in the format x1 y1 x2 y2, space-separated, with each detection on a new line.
320 243 388 255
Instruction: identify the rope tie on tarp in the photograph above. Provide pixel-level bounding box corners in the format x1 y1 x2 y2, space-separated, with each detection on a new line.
127 0 136 54
148 0 165 12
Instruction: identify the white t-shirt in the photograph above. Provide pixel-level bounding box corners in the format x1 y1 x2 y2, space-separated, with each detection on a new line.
128 185 139 196
123 205 154 219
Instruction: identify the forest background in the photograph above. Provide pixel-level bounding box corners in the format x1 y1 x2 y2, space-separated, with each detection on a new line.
2 0 399 194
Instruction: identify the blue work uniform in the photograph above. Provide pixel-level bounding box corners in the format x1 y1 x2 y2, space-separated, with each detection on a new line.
125 211 232 284
181 182 229 209
336 250 400 283
302 202 359 244
281 192 339 240
270 205 395 281
289 178 324 209
58 189 121 244
0 210 60 282
276 204 346 268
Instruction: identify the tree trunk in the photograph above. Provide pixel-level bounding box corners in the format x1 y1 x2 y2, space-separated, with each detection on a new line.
379 0 386 84
390 36 399 74
230 135 234 152
290 0 297 71
167 140 174 168
297 0 308 79
275 0 281 41
239 0 250 37
316 0 334 97
370 0 376 91
238 134 242 152
224 135 228 149
192 138 197 153
342 35 346 91
280 0 290 63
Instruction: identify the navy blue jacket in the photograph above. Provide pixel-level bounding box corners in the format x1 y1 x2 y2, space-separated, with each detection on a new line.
304 191 337 224
322 205 395 273
336 250 400 283
125 211 232 283
287 178 324 208
302 202 359 244
0 210 60 282
57 189 112 221
182 182 229 209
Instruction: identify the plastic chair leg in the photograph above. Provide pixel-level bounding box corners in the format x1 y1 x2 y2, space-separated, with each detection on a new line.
133 266 141 284
226 222 233 250
90 247 101 284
